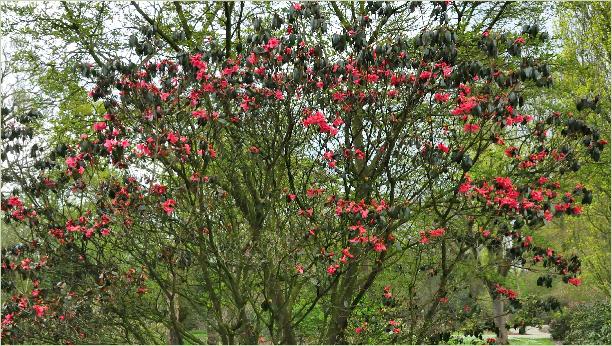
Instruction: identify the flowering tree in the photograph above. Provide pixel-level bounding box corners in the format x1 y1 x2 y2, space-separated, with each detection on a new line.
1 2 606 344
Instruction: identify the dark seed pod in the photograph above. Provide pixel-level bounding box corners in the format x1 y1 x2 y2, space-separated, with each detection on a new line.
567 118 578 132
451 150 463 163
271 13 284 29
590 147 601 162
521 25 530 35
253 18 263 32
529 24 539 38
507 91 517 102
461 154 473 171
470 104 482 116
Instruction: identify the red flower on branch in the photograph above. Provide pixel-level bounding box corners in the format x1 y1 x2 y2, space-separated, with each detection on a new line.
161 199 176 215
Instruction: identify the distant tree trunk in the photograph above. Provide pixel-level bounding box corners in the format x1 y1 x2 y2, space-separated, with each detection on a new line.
491 293 509 344
167 294 183 345
206 325 220 345
487 254 512 345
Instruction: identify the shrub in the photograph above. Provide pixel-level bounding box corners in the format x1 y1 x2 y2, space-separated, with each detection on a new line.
550 301 611 345
512 295 562 331
549 311 570 341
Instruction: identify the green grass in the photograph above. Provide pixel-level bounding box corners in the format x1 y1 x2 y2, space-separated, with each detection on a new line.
509 338 555 345
185 331 207 345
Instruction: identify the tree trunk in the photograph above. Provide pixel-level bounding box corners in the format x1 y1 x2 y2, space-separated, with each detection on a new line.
206 326 221 345
168 328 182 345
325 262 361 344
264 266 296 344
492 293 509 344
486 247 512 345
325 308 349 344
273 296 296 344
167 294 183 345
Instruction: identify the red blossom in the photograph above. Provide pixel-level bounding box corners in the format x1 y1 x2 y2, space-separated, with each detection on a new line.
451 97 477 115
354 149 366 160
6 196 23 208
373 242 387 252
419 231 429 244
434 93 450 103
419 70 432 80
92 122 106 132
264 37 281 51
326 264 339 276
495 284 518 300
302 111 338 136
32 305 48 317
463 123 480 133
151 184 167 195
505 146 519 158
2 313 14 327
161 199 176 215
437 143 449 153
459 182 472 194
192 109 209 120
383 286 393 298
428 228 445 237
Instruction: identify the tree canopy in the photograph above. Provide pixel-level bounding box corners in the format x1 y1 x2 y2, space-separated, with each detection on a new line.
1 2 609 345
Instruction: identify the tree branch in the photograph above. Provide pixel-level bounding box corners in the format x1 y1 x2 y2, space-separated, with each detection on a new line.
173 1 192 41
61 1 104 66
330 2 351 30
223 1 234 59
485 2 511 32
131 1 182 53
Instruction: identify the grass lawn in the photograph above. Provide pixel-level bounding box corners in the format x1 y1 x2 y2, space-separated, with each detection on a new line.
185 331 207 345
509 338 555 345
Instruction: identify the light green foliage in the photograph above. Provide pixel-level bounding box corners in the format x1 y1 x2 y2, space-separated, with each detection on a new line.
543 1 611 298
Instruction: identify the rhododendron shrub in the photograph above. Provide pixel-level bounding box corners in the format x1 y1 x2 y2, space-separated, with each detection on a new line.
1 2 606 344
